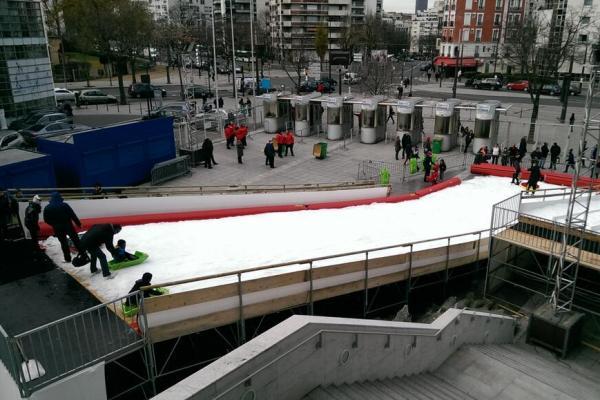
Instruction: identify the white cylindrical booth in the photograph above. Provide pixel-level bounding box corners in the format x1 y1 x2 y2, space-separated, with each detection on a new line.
433 99 461 151
291 92 321 137
262 93 290 133
360 96 386 144
473 100 501 154
396 98 424 145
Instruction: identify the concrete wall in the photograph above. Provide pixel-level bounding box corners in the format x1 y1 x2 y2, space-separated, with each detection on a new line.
152 309 515 400
0 361 106 400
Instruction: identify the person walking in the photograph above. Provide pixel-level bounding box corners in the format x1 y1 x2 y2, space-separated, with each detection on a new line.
491 144 500 164
394 135 401 160
501 146 509 166
387 107 395 124
540 142 549 169
236 137 244 164
285 131 295 156
526 163 542 194
401 133 412 159
275 131 285 158
264 140 276 168
427 71 431 82
565 149 575 172
245 98 252 117
511 157 521 185
238 97 245 114
464 130 473 153
79 223 121 279
569 113 575 133
202 138 217 169
43 192 83 262
24 195 42 249
224 124 235 149
218 96 224 109
550 142 561 170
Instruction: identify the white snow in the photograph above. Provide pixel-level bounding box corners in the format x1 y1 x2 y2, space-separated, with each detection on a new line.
520 194 600 230
44 176 567 301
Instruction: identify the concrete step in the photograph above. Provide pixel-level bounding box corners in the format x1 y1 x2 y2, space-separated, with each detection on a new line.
412 373 475 400
386 376 435 400
476 344 600 399
358 381 400 400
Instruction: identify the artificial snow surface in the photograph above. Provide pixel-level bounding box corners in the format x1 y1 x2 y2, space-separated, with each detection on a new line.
44 176 589 300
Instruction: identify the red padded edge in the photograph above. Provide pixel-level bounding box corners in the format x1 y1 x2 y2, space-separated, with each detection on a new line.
305 193 419 210
39 204 305 238
414 177 462 197
470 163 514 177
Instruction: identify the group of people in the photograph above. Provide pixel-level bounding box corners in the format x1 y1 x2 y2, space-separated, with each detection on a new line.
274 130 295 158
394 133 414 161
224 123 249 164
393 135 447 183
237 97 253 116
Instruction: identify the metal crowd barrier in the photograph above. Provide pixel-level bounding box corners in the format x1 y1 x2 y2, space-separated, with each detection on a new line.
150 156 191 185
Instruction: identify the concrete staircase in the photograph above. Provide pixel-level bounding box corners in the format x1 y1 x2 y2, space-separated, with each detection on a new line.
304 343 600 400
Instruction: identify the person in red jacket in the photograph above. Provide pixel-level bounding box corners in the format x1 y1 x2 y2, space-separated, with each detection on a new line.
275 131 285 158
285 131 295 156
224 124 235 149
238 125 248 147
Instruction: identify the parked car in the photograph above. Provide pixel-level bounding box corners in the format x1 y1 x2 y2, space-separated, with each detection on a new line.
538 83 561 96
217 65 230 74
143 102 194 121
78 89 117 105
566 82 581 95
54 88 76 103
506 80 529 91
128 83 167 98
186 85 214 99
473 78 502 90
8 111 69 131
299 79 335 93
464 77 476 87
20 122 90 146
0 131 24 150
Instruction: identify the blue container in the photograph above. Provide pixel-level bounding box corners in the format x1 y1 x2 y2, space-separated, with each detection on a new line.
37 118 176 187
0 149 56 189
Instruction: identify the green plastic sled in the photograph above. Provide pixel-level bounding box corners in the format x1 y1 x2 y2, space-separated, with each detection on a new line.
409 158 418 174
109 251 149 271
121 287 170 317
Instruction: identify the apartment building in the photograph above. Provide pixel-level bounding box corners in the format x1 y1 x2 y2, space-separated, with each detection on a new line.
437 0 526 72
382 11 413 35
410 4 442 54
268 0 383 60
0 0 55 120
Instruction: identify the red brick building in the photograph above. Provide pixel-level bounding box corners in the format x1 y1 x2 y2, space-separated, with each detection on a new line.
436 0 526 73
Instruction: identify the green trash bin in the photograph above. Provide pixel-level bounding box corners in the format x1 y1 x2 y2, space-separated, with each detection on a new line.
314 142 328 159
379 167 390 185
432 138 442 154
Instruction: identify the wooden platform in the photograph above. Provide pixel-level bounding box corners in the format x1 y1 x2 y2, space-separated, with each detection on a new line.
495 229 600 271
143 238 489 343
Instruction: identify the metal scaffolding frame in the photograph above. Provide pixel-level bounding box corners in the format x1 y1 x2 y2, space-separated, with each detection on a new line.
551 68 600 313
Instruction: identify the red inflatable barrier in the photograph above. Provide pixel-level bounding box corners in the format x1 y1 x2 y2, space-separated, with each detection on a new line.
414 177 462 197
470 163 515 178
306 193 419 210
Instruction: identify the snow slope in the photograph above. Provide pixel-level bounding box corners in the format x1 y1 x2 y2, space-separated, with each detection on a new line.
44 176 565 300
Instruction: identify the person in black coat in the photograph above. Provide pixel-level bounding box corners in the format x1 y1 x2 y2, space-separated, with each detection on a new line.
394 136 401 160
202 138 217 168
127 272 163 306
236 138 244 164
540 143 549 169
401 133 412 159
43 192 82 262
24 195 42 248
423 152 433 182
518 137 528 159
0 189 18 241
565 149 575 172
511 158 521 185
527 163 542 193
264 140 276 168
80 224 121 278
550 143 561 170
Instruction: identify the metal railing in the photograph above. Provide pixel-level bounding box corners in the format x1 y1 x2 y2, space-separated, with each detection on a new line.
150 156 191 185
357 152 474 183
8 181 378 201
3 292 148 396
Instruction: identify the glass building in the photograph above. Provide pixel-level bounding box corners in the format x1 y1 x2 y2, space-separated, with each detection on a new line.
0 0 55 121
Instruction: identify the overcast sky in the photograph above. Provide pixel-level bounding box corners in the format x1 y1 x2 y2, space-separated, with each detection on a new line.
384 0 431 13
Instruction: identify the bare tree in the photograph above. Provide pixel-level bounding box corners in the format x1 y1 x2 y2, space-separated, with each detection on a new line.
503 6 589 142
360 60 393 95
41 0 68 84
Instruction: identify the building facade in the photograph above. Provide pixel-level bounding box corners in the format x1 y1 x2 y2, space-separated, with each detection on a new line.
0 0 55 120
268 0 383 60
416 0 429 12
438 0 526 73
410 3 442 54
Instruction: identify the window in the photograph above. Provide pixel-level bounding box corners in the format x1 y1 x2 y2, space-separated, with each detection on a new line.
465 0 473 10
492 28 500 41
579 34 588 43
494 13 501 25
495 0 503 9
476 13 484 26
581 16 591 24
464 13 471 26
462 28 470 41
477 0 485 8
474 45 480 56
584 0 592 5
475 28 482 42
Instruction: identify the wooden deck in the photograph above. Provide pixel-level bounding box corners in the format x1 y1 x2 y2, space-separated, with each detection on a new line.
495 229 600 271
143 238 489 343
